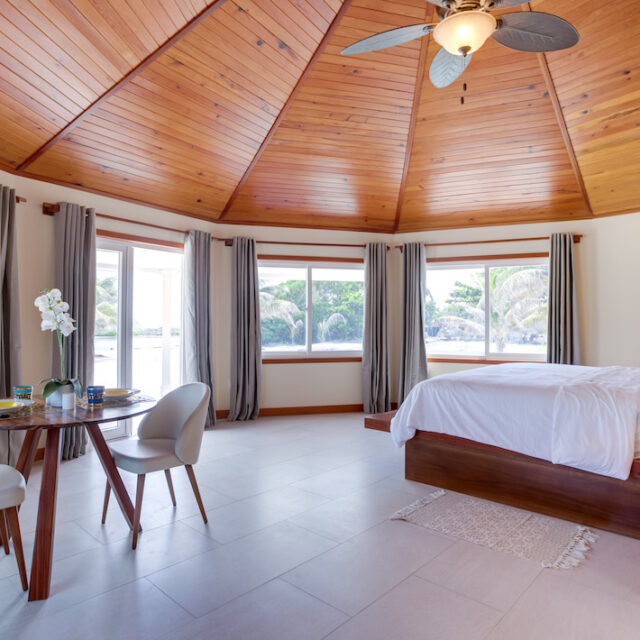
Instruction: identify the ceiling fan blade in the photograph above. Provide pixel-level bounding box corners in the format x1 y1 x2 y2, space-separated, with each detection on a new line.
492 12 579 53
490 0 530 8
341 23 435 55
429 47 472 88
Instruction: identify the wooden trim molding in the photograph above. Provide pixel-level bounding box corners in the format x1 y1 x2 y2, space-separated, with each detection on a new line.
258 254 363 264
218 0 354 219
97 230 183 249
216 403 364 419
17 0 229 171
422 235 581 248
524 3 592 217
263 357 362 364
427 357 545 365
426 252 549 263
394 3 433 232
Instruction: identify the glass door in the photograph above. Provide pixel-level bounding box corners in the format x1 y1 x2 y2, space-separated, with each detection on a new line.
94 239 183 439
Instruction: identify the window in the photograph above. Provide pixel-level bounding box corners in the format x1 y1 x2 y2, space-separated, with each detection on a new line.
425 259 549 360
95 239 183 437
259 261 364 356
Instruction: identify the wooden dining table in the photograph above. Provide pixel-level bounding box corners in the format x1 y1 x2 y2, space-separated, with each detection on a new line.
0 399 155 601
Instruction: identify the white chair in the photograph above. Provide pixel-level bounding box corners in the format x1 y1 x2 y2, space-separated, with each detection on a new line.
102 383 211 549
0 464 28 591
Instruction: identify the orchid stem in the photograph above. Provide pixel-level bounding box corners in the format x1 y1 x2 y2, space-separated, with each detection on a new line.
57 329 66 380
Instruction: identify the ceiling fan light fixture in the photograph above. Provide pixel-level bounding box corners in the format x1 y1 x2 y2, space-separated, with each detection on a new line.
434 10 497 56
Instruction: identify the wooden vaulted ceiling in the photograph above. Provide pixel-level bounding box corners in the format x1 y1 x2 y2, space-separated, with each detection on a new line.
1 0 638 232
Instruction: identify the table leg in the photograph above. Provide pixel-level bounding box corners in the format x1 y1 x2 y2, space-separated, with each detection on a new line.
16 427 42 485
86 424 139 532
29 428 60 601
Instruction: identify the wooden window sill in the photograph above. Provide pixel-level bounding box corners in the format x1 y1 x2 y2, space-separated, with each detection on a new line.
427 357 545 365
262 356 362 364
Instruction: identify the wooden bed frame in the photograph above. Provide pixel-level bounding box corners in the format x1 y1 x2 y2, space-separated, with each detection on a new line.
365 411 640 539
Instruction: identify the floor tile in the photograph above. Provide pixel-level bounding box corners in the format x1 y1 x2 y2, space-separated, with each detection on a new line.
5 578 193 640
283 520 455 615
181 485 329 543
289 485 420 542
290 458 399 500
325 576 501 640
147 520 336 617
417 540 542 611
487 571 640 640
156 578 347 640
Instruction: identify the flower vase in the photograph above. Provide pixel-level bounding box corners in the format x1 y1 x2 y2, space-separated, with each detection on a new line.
47 383 75 408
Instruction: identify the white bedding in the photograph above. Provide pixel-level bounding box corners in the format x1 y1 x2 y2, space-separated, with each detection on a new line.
390 363 640 480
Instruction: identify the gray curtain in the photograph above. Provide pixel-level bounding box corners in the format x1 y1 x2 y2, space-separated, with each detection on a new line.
183 230 216 427
228 237 261 421
0 186 23 466
362 243 390 413
548 232 581 364
398 243 428 402
53 202 96 459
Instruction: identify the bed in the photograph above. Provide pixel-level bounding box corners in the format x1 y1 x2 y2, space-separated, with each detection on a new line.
365 363 640 539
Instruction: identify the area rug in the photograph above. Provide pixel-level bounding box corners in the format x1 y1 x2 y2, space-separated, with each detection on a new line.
391 489 597 569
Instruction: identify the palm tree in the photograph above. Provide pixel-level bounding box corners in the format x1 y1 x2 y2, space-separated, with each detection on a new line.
317 312 346 342
259 291 304 345
434 266 547 352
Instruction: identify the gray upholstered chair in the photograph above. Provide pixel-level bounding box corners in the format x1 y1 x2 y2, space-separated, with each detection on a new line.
0 464 28 591
102 382 211 549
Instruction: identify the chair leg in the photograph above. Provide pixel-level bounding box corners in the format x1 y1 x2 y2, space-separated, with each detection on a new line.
5 507 28 591
0 510 9 555
164 469 177 507
185 465 207 524
101 480 111 524
132 474 145 550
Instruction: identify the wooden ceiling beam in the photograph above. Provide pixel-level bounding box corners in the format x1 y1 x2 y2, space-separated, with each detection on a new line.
525 3 592 216
16 0 229 172
393 5 433 233
217 0 354 221
536 51 593 216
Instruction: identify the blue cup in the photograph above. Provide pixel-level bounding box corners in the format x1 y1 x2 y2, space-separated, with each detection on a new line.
87 385 105 407
13 385 33 402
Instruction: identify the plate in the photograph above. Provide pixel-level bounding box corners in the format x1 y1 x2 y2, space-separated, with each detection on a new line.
103 388 140 401
0 399 25 415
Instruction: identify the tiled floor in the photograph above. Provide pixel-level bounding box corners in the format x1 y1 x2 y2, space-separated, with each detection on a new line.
2 413 640 639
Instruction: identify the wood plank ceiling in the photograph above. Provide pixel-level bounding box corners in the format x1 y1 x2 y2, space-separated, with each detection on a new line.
0 0 638 232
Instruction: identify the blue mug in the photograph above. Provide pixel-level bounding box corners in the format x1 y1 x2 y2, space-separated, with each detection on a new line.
87 385 105 407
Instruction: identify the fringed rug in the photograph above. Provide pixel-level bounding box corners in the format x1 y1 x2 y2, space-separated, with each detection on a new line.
391 489 597 569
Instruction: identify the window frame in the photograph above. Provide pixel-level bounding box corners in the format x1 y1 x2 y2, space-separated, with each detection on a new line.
258 257 365 360
425 255 550 363
95 236 184 438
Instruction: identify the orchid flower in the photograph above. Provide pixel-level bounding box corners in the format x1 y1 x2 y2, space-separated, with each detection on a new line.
34 289 81 398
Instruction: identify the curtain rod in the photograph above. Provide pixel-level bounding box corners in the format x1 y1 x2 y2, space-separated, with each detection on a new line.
41 203 366 247
40 205 581 248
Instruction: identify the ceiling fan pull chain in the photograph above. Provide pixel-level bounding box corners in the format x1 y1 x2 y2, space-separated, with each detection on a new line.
461 81 468 105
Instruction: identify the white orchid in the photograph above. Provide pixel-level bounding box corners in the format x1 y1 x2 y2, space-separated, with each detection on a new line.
34 289 82 399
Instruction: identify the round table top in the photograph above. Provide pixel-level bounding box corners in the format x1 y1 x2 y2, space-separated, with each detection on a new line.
0 400 156 431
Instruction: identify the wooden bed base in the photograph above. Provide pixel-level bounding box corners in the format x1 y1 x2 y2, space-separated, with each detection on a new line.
365 411 640 539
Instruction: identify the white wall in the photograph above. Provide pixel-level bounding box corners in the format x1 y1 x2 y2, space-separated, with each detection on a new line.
3 168 640 413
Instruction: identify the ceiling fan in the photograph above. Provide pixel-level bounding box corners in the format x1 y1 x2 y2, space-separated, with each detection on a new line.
341 0 579 88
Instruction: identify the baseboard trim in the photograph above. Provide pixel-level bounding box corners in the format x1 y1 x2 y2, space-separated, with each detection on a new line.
216 403 365 419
